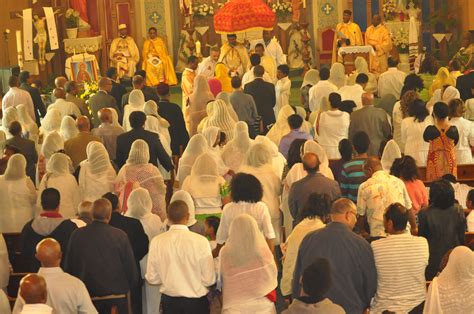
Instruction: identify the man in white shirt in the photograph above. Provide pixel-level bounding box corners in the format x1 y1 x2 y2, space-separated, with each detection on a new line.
251 30 286 67
196 46 220 81
47 88 82 119
146 200 215 313
242 53 273 88
357 157 416 240
14 238 97 314
338 73 368 109
309 67 338 112
2 75 35 121
377 57 406 99
18 274 53 314
370 203 428 313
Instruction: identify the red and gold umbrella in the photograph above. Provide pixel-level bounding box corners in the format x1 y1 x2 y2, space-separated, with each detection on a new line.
214 0 276 34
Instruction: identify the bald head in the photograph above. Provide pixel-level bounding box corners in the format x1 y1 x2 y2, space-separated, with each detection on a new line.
54 76 67 89
364 157 383 178
53 88 66 100
98 77 112 93
99 108 112 123
330 198 357 229
92 198 112 223
76 116 90 132
19 274 47 305
302 152 320 174
35 238 62 267
362 92 374 106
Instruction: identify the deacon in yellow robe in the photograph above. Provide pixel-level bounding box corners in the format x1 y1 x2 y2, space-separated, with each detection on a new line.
365 15 393 75
142 27 178 86
219 34 250 77
181 56 199 131
109 24 140 78
332 10 364 63
255 43 277 83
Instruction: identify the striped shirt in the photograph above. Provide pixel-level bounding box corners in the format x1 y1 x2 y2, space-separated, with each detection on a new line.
370 234 429 313
340 158 367 202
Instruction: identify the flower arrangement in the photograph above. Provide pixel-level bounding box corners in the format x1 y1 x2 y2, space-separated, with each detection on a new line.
193 3 215 18
271 1 292 19
79 80 98 102
392 28 409 53
382 0 398 21
65 8 80 28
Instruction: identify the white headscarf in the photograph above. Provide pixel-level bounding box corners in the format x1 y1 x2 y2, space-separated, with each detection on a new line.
0 131 6 152
4 154 27 180
244 143 273 168
177 134 209 185
46 153 71 175
303 140 334 179
216 92 239 122
40 108 62 136
191 152 219 176
86 141 112 176
41 131 64 159
220 214 277 309
1 107 19 138
442 86 461 103
381 139 402 172
424 246 474 313
202 126 220 148
301 69 320 88
129 89 145 109
143 100 170 128
354 56 369 74
17 104 39 141
189 75 215 113
254 135 287 178
59 116 78 141
329 62 347 89
170 190 197 226
143 100 171 151
266 105 297 145
221 122 252 171
203 99 237 140
107 107 123 129
127 139 150 165
126 187 153 219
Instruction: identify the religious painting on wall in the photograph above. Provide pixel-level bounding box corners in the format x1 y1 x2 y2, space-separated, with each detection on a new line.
70 59 98 83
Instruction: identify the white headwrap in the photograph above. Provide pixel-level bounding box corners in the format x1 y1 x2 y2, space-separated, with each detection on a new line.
301 69 320 88
221 122 252 171
220 214 277 309
143 100 170 128
177 134 209 185
303 140 334 179
203 99 237 140
59 116 78 141
424 246 474 313
355 56 369 74
191 152 218 176
244 143 273 168
128 89 145 109
216 92 239 122
107 107 123 129
442 86 461 103
1 107 19 138
126 187 153 219
40 108 62 136
202 126 220 147
46 153 71 175
254 135 287 178
4 154 27 180
329 62 347 89
266 105 297 145
17 104 39 141
127 139 150 165
41 131 64 159
170 190 197 226
86 141 112 176
381 139 402 172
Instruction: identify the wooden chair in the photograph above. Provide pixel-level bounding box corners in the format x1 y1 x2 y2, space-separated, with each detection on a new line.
91 293 131 314
317 28 335 67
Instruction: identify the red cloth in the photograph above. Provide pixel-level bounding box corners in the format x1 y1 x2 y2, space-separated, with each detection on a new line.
208 79 223 97
70 0 89 23
214 0 275 34
40 211 63 218
265 290 277 303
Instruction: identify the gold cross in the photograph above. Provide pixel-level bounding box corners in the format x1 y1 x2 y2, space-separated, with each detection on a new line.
150 12 160 24
322 3 333 15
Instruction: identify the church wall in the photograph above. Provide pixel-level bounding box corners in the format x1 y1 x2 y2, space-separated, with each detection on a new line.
454 0 474 32
0 0 30 68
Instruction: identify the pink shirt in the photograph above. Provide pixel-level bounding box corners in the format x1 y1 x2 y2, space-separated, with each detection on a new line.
404 179 428 213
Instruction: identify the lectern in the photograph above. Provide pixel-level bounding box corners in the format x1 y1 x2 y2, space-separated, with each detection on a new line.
338 46 375 74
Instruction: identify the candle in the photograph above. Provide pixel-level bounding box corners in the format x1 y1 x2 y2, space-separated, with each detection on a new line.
16 30 22 53
195 40 201 56
303 0 306 8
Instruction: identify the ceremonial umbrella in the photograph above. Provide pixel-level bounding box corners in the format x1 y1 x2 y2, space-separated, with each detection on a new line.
214 0 276 34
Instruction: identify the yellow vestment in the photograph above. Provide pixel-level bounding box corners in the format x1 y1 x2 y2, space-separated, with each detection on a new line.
332 22 364 63
365 24 393 74
142 37 178 86
219 43 250 77
109 36 140 78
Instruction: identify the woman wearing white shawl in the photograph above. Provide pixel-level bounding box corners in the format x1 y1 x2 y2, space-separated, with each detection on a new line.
1 107 20 139
221 122 253 171
347 57 378 94
78 142 116 201
0 131 6 152
176 134 208 187
123 89 145 132
36 131 65 186
201 99 237 141
197 101 215 134
216 92 239 122
126 187 165 314
381 139 402 172
17 104 39 143
59 116 78 141
424 246 474 314
220 214 278 313
329 62 347 89
202 126 230 176
182 152 226 218
107 107 124 129
188 75 215 136
239 143 282 244
37 153 79 218
267 105 312 146
169 190 205 235
116 139 167 220
0 154 36 233
427 86 461 109
295 106 313 135
301 69 319 111
254 135 287 179
39 108 62 138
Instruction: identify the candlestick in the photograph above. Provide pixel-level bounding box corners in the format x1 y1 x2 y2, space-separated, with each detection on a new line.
195 40 201 56
303 0 306 9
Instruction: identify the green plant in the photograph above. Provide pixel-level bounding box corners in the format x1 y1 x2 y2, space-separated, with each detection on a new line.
65 9 80 28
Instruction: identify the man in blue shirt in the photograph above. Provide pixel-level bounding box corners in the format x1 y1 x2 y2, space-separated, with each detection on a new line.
278 114 312 159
